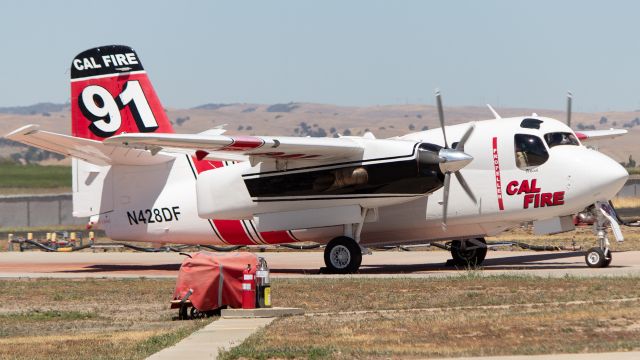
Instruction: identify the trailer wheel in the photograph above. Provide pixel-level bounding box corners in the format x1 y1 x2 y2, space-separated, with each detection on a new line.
190 307 206 319
178 304 189 320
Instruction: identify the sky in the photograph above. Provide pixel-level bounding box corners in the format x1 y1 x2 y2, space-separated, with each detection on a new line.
1 0 639 111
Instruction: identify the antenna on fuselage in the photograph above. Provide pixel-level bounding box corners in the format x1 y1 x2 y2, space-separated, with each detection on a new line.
486 104 502 119
566 91 573 127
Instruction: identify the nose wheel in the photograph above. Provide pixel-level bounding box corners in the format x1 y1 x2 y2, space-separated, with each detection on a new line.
583 201 622 268
585 247 612 268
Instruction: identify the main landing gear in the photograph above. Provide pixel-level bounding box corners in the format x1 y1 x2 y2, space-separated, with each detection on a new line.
324 236 362 274
584 201 622 268
323 208 370 274
447 238 487 267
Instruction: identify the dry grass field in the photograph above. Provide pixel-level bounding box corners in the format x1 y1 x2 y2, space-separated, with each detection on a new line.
2 276 640 359
2 103 640 165
223 276 640 359
0 279 212 360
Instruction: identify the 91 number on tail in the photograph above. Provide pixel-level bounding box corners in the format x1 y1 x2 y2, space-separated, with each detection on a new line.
79 80 158 137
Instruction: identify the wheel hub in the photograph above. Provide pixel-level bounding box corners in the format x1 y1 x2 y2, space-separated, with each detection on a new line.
330 245 351 269
587 252 601 265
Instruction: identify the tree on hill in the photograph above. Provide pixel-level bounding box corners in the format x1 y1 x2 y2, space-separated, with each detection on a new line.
621 155 636 168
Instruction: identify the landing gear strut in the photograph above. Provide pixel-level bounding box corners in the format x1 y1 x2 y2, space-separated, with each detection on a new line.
448 238 487 267
584 201 622 268
323 208 371 274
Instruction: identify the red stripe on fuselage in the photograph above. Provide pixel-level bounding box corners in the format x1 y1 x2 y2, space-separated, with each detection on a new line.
190 155 294 245
212 219 256 245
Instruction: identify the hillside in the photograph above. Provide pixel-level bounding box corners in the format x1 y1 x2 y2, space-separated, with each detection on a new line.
1 102 639 164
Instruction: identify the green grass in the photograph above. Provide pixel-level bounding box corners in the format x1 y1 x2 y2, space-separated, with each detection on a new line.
627 167 640 175
0 310 99 321
0 163 71 188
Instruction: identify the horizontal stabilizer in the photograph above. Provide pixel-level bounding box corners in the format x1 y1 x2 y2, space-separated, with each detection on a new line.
5 125 174 166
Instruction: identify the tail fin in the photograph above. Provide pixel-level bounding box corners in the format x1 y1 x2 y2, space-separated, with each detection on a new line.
71 45 174 140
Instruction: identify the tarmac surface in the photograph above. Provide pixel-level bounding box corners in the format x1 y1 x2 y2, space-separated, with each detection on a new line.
1 249 640 278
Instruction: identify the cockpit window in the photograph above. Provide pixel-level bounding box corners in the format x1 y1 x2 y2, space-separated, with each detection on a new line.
514 134 549 169
544 132 580 148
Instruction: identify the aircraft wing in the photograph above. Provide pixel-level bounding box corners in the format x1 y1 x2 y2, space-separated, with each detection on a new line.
104 133 364 161
575 128 628 142
5 125 174 166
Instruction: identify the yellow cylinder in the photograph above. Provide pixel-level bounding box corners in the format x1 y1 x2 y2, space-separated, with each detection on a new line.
51 232 57 242
8 233 13 242
89 231 95 241
46 233 51 241
70 232 76 241
27 232 33 241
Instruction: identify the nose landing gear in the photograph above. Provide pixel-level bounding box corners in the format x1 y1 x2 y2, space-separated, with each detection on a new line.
585 247 612 268
584 201 623 268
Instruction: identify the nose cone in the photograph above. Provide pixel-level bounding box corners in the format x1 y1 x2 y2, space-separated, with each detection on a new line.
576 149 628 201
438 148 473 173
600 158 629 198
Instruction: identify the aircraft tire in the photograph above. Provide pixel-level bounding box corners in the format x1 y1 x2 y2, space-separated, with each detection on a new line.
450 238 487 267
324 236 362 274
585 247 611 268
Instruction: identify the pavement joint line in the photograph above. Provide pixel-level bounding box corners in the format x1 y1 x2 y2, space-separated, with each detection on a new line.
306 297 640 317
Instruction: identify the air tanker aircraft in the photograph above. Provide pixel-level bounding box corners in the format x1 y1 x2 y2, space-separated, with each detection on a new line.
6 45 629 273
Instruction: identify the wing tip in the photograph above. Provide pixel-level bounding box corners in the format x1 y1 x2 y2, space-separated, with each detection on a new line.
5 124 40 139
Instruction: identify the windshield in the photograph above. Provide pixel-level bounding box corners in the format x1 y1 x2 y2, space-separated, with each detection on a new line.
544 132 580 148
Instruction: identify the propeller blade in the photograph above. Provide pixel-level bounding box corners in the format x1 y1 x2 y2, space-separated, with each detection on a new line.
441 172 451 229
454 170 477 204
566 91 572 127
454 123 475 151
435 90 448 148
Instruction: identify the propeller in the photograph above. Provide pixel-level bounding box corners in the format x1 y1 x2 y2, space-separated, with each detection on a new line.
420 90 477 229
566 91 572 127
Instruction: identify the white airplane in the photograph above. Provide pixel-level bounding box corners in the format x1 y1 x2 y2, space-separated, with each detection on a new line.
5 45 630 273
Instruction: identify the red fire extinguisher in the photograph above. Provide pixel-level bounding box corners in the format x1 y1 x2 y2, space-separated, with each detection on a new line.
242 264 256 309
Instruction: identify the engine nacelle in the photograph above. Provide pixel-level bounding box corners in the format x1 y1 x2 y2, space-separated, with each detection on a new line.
196 148 444 225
